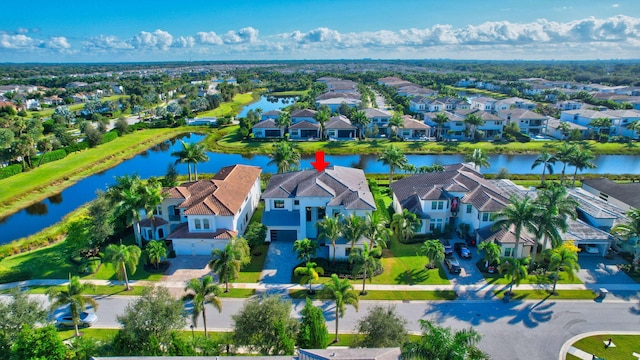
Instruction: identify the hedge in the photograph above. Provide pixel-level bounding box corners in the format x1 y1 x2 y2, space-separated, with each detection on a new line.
102 131 119 143
33 149 67 166
0 164 23 179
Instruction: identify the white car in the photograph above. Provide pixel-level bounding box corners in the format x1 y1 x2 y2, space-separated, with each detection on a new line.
584 245 600 254
55 311 98 329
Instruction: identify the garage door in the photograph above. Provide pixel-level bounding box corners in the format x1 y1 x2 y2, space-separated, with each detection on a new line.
173 239 214 256
270 230 297 242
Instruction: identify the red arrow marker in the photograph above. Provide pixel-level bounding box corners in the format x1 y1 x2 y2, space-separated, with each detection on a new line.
311 151 329 172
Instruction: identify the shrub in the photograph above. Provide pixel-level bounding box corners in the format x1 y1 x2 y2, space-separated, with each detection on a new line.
0 164 23 179
33 149 67 166
102 131 119 143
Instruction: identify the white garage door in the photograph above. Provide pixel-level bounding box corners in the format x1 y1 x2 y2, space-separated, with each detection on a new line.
173 239 215 256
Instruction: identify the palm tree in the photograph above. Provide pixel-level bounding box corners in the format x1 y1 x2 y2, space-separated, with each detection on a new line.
140 178 165 239
557 121 571 140
208 242 248 292
433 112 449 141
47 276 99 337
492 195 537 258
294 261 324 294
389 112 404 139
107 175 145 245
568 148 596 187
145 240 167 269
171 141 209 181
478 240 501 270
419 239 445 269
363 212 390 249
104 243 142 291
499 257 528 295
611 208 640 270
588 117 612 138
316 216 342 264
322 274 359 343
293 238 318 264
555 142 577 185
351 110 370 139
402 319 488 360
314 108 330 140
341 213 367 249
547 247 580 294
183 275 222 337
464 113 484 140
465 148 490 172
531 150 557 185
275 111 291 136
379 145 408 184
349 243 382 295
390 210 420 243
268 140 301 174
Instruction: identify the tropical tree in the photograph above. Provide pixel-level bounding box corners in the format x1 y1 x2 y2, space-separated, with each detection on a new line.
268 140 301 174
294 261 325 294
209 238 251 292
557 121 571 140
402 319 488 360
171 140 209 181
465 148 490 172
433 112 449 141
555 142 578 184
36 137 52 167
531 150 557 185
322 274 359 343
0 289 48 354
389 112 404 139
390 209 421 243
492 194 537 258
297 298 329 349
104 243 142 291
316 216 342 264
568 148 596 187
140 178 165 240
314 107 330 140
419 239 445 269
47 276 98 337
588 117 612 137
349 243 382 295
145 240 167 269
183 275 222 337
354 305 408 348
547 245 580 294
478 240 501 269
611 208 640 270
275 111 291 136
107 174 145 245
293 238 318 264
363 212 391 249
379 145 408 184
351 110 370 139
499 257 529 294
464 113 485 140
341 213 367 249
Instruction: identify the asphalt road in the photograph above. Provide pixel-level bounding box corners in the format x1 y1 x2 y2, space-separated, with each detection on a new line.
14 294 640 360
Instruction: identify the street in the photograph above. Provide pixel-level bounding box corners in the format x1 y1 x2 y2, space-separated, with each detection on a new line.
16 294 640 360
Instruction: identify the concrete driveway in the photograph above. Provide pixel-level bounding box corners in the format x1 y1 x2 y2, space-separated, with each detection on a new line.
577 253 635 285
161 256 212 283
260 241 298 285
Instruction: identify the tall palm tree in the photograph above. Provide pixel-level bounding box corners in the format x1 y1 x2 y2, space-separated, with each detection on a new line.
208 241 248 292
390 209 420 243
547 247 579 294
531 150 557 185
433 112 449 141
492 195 537 258
183 275 222 337
465 148 490 172
349 243 382 295
478 240 501 270
314 108 330 140
293 238 318 264
294 261 324 294
568 148 596 187
363 212 390 249
341 213 367 249
268 140 301 174
140 178 165 239
557 121 571 140
316 216 342 264
145 240 167 269
419 239 445 269
499 257 529 294
322 274 359 343
275 111 291 137
351 110 370 140
171 140 209 181
107 174 145 245
389 112 404 139
379 145 408 184
555 142 577 185
402 319 488 360
104 243 142 291
464 113 484 140
47 276 98 337
612 208 640 270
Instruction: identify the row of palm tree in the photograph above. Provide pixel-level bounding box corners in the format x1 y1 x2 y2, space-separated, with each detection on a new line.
531 143 596 186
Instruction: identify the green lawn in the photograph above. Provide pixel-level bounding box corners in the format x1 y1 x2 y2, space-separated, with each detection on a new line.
15 284 151 296
196 93 257 118
378 239 450 285
481 261 583 286
493 289 597 300
570 335 640 360
234 244 268 283
57 328 119 342
268 90 308 96
289 289 457 301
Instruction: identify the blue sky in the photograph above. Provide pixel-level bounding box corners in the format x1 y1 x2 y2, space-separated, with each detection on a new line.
2 0 640 62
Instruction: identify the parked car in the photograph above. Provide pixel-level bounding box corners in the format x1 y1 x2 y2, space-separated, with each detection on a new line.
464 233 476 247
440 239 453 258
445 258 461 274
585 244 600 254
454 243 472 259
55 311 98 329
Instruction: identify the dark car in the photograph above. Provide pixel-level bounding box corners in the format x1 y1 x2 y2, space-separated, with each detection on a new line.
454 243 472 259
440 239 453 258
464 233 477 247
444 258 461 274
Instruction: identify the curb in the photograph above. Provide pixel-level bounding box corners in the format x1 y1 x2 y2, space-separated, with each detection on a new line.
558 331 640 360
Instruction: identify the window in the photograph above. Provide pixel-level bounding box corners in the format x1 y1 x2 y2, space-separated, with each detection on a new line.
203 219 210 230
306 207 312 222
274 200 285 209
156 206 162 215
333 210 341 217
194 219 201 230
147 229 153 239
466 204 472 214
431 201 444 210
345 248 351 257
294 200 299 206
504 248 512 257
317 207 326 220
429 218 443 231
481 213 491 222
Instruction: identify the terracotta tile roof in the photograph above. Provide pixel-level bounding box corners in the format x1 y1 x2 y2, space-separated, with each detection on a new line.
164 164 261 216
477 224 535 245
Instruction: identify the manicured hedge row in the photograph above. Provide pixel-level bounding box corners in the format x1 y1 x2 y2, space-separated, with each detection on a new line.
102 131 119 143
33 149 67 166
0 164 23 179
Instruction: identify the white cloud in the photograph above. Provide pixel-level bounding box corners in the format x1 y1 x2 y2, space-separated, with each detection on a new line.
223 27 259 44
612 3 620 8
43 36 71 49
197 31 223 45
83 35 134 50
0 34 40 49
174 36 195 48
132 29 173 50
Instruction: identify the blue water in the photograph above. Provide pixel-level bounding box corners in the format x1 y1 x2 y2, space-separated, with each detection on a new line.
2 133 640 244
236 96 296 118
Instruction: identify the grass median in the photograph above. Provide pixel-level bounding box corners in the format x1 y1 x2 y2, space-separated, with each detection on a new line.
493 289 597 300
289 289 457 301
569 334 640 360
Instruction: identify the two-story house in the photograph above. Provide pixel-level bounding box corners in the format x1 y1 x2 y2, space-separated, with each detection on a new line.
261 166 376 259
363 108 392 135
497 109 548 136
142 164 262 256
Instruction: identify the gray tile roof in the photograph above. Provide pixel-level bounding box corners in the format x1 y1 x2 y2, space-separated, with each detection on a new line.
477 224 535 245
497 108 547 120
289 120 320 129
262 166 375 211
252 119 279 129
290 109 317 118
325 115 356 129
582 178 640 210
363 108 392 118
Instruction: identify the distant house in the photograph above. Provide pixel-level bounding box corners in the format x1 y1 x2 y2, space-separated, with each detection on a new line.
494 97 536 111
556 100 583 111
315 97 361 112
546 118 588 140
581 178 640 212
469 97 498 111
398 115 431 139
261 110 283 121
497 109 548 136
363 108 392 135
290 109 318 124
325 115 357 140
252 119 283 138
261 166 376 258
289 120 321 140
143 165 262 256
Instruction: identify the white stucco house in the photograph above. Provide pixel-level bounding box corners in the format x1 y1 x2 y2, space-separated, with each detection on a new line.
140 164 262 256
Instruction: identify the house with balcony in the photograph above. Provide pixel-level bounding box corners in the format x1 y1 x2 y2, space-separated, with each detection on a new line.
141 164 262 256
470 96 498 111
559 109 640 138
497 109 548 136
363 108 392 135
494 97 536 111
261 110 283 121
261 166 376 259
